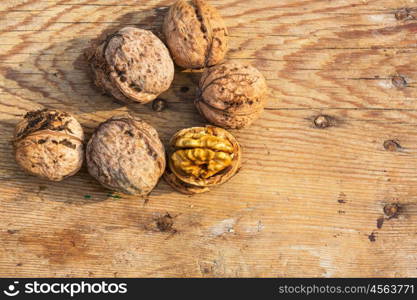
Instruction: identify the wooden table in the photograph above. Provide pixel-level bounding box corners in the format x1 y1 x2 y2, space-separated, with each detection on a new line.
1 0 417 278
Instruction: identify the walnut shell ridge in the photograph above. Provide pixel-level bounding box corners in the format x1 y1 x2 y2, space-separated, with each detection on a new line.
164 125 241 194
86 27 174 104
86 114 166 196
13 109 84 181
195 61 268 129
163 0 228 69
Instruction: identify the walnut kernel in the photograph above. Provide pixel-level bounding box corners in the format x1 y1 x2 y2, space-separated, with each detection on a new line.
163 0 228 69
13 109 84 181
196 61 268 129
86 114 165 195
164 126 241 194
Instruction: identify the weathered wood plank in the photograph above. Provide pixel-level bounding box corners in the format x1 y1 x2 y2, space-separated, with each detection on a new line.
0 0 416 277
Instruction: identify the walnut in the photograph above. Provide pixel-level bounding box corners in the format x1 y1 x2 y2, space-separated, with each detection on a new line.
86 114 166 196
195 61 268 129
164 126 241 194
86 27 174 104
13 109 84 181
163 0 228 69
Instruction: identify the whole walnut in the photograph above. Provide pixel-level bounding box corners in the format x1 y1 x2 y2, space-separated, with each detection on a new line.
195 61 268 129
164 126 241 194
86 114 166 196
86 27 174 104
13 109 84 181
163 0 228 69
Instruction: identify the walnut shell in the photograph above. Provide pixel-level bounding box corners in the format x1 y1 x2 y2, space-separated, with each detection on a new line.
164 125 241 194
86 114 166 196
196 61 268 129
163 0 228 69
13 109 84 181
86 27 174 104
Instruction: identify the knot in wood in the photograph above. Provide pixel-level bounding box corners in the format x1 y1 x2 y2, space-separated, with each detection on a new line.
383 140 401 152
313 115 332 128
383 203 400 218
156 213 174 232
152 98 166 112
395 8 411 20
391 75 407 88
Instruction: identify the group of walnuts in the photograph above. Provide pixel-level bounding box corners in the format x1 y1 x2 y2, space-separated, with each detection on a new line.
13 0 268 196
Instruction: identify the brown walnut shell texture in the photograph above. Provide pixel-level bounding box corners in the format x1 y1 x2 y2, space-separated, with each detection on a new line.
164 126 241 194
86 27 174 104
86 115 166 196
13 109 84 181
196 61 268 129
163 0 228 69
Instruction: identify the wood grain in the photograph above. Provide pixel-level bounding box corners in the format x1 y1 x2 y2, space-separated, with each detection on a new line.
1 0 417 277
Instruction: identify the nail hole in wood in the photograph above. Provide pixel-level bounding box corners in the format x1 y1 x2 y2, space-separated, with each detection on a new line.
180 86 190 93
